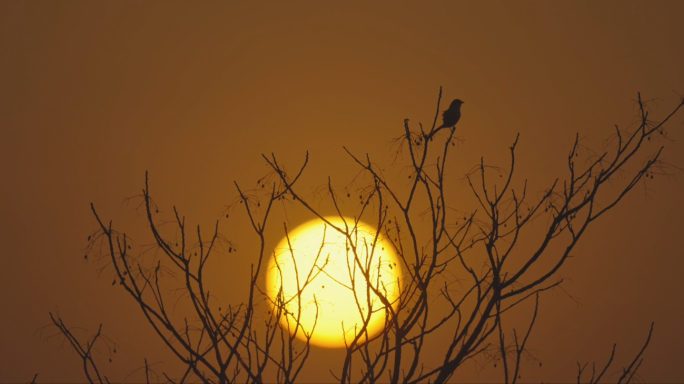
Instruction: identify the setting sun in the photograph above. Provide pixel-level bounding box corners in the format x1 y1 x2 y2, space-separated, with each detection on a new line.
266 217 402 348
5 2 684 382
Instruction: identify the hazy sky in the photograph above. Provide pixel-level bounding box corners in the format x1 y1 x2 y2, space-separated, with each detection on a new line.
1 1 683 383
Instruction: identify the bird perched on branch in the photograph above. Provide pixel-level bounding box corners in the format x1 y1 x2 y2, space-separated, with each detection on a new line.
437 99 464 130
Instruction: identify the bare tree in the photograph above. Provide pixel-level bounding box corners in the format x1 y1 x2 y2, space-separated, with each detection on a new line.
43 89 683 383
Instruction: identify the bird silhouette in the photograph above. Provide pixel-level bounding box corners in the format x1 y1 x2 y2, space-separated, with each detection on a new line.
437 99 464 130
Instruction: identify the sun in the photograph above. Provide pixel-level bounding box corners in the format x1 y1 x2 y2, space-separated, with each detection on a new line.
266 217 402 348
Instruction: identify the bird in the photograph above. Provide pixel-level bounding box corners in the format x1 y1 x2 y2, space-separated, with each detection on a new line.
437 99 464 130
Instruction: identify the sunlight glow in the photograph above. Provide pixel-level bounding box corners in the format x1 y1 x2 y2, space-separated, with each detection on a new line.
266 217 402 349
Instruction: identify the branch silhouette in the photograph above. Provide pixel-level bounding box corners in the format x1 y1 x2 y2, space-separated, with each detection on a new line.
41 88 684 383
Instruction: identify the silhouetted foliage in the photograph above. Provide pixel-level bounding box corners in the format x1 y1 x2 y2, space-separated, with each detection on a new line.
41 88 684 383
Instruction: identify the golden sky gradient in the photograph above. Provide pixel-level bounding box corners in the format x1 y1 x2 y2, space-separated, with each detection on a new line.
1 1 683 383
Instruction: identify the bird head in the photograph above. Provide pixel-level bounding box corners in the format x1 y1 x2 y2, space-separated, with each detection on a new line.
450 99 464 108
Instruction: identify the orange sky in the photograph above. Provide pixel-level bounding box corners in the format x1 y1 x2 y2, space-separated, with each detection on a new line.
1 1 684 383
